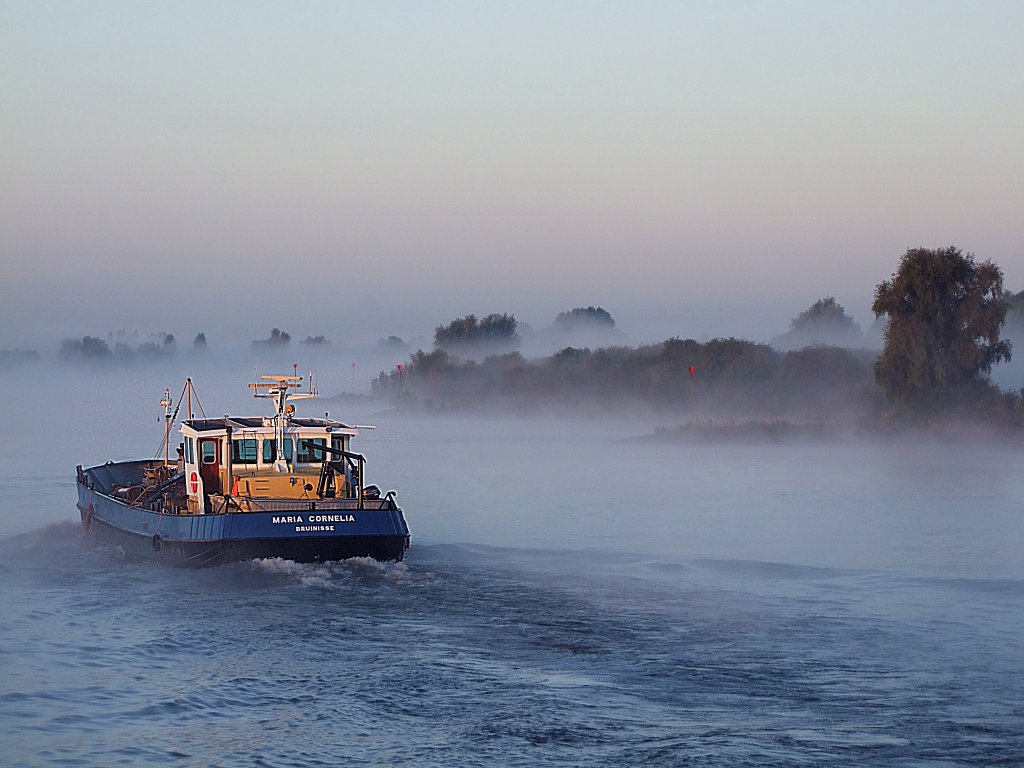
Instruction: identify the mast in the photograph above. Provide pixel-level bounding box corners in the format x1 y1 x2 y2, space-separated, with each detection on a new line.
160 388 172 465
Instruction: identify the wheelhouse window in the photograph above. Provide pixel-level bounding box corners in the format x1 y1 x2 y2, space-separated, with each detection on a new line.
232 438 258 465
265 438 294 462
297 437 326 463
201 441 217 464
185 437 195 464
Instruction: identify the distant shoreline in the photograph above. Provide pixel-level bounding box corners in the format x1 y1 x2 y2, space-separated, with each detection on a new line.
637 419 840 444
631 418 1024 446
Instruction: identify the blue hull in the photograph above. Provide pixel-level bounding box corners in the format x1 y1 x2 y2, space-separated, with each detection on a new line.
76 463 410 567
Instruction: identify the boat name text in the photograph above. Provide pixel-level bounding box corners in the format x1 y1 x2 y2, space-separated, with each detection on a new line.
271 514 356 525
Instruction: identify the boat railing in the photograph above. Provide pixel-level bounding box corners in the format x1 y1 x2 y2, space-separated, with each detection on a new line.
301 440 372 509
210 495 398 513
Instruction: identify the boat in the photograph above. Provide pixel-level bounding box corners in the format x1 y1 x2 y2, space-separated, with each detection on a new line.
75 376 410 566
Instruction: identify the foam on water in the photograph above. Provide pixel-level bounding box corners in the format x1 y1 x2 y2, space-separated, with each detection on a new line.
248 556 414 589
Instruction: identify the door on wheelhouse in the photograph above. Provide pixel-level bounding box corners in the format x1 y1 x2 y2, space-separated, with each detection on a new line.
199 438 222 495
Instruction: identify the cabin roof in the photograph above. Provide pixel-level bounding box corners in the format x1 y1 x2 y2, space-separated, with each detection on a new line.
183 417 352 433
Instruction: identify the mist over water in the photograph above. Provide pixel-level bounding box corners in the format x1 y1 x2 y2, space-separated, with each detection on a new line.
1 362 1022 766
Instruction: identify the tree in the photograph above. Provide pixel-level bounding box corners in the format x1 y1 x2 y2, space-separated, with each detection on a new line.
478 313 519 346
872 246 1011 405
434 313 519 355
59 336 113 361
553 306 616 332
773 297 862 350
252 328 291 347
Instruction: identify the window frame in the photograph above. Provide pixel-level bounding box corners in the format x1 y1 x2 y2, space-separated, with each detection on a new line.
296 436 326 464
232 437 258 465
201 440 217 465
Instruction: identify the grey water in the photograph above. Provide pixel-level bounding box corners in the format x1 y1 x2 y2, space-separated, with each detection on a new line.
1 362 1022 766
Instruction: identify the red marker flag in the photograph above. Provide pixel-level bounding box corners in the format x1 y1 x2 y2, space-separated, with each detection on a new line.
688 366 696 377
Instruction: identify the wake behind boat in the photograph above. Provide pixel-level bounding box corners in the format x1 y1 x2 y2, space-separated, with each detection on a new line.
75 376 410 566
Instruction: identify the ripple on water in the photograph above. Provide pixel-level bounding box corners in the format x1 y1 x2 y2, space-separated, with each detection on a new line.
1 532 1022 766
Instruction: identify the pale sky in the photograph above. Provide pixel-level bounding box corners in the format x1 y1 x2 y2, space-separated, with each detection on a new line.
2 1 1022 348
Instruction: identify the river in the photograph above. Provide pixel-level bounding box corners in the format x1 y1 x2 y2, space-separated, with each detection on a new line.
1 360 1021 766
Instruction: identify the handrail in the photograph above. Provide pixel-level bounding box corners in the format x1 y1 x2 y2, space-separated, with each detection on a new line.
301 440 367 507
300 440 365 463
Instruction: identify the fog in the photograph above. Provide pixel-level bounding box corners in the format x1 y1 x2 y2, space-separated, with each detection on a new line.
8 318 1024 436
0 278 876 355
3 358 1023 580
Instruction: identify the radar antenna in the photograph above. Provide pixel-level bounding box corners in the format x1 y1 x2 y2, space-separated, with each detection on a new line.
249 375 318 471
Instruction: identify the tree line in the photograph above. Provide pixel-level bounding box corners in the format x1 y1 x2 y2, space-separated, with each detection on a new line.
374 247 1024 428
25 246 1024 428
375 338 886 422
53 328 338 363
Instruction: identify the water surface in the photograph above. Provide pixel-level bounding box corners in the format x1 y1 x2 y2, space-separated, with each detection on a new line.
1 364 1021 766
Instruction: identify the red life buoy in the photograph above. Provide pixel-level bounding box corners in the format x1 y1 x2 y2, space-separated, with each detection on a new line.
190 471 198 494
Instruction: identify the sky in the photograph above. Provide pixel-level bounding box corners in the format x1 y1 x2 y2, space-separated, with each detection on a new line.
2 0 1022 349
